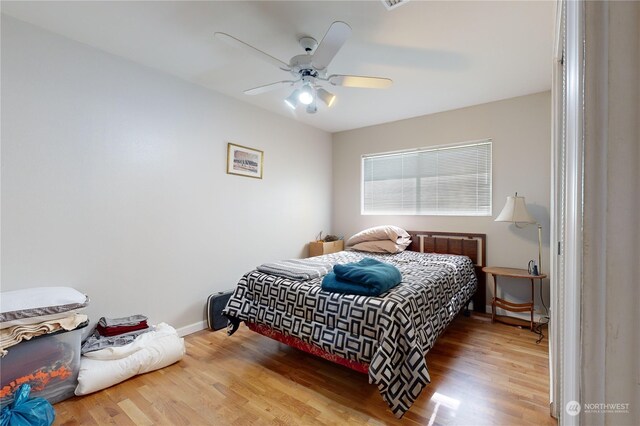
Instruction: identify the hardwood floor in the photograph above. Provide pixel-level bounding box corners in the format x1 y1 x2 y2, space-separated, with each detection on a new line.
53 314 556 425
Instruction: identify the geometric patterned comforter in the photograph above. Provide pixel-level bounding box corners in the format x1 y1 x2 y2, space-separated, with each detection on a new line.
223 250 477 418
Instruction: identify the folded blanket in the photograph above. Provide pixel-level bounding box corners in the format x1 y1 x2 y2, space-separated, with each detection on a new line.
98 315 148 328
97 321 148 337
83 323 177 361
81 327 154 354
257 259 333 281
322 258 402 296
0 313 88 356
75 323 185 396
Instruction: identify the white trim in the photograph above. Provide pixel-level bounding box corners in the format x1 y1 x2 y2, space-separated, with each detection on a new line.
554 0 564 61
176 320 207 337
361 138 492 159
549 0 565 418
561 0 584 425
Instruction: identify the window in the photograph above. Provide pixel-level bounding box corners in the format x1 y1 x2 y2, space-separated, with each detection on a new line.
362 140 492 216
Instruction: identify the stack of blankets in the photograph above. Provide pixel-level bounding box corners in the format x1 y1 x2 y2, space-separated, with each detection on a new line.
322 258 402 297
257 259 333 281
76 317 185 396
0 287 89 357
81 315 150 354
96 316 148 336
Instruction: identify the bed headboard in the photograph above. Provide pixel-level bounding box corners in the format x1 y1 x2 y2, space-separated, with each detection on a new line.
406 231 486 313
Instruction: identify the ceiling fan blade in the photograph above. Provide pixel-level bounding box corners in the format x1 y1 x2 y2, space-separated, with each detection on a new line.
311 21 352 70
328 74 393 89
215 32 291 71
243 81 294 95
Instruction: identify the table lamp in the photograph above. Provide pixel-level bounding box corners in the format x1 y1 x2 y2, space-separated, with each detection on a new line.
495 192 543 275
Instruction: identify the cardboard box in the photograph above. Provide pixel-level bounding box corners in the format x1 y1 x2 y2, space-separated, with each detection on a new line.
309 240 344 257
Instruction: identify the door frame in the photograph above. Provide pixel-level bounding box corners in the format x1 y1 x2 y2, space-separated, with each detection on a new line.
551 0 584 424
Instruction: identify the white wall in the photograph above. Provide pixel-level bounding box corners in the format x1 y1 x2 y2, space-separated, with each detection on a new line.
581 1 640 424
332 92 551 313
0 16 333 330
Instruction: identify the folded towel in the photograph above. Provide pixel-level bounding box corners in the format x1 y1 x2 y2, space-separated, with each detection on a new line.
97 321 149 337
334 258 402 286
82 326 154 354
98 315 148 328
257 259 333 281
322 258 402 296
321 273 393 296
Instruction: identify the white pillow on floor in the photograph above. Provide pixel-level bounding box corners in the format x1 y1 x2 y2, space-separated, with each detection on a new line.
75 323 185 396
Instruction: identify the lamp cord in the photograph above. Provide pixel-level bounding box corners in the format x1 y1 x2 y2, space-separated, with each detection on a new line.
532 223 547 344
534 276 549 344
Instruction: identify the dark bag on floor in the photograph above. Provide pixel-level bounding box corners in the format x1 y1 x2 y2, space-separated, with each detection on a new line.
206 291 233 331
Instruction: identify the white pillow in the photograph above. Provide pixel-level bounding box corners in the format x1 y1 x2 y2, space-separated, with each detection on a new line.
350 240 410 254
0 287 89 325
75 324 185 396
84 323 175 360
346 225 411 247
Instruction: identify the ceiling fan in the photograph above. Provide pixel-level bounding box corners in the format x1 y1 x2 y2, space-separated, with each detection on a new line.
214 21 392 114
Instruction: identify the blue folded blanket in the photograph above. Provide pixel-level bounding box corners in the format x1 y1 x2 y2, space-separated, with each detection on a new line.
321 258 402 296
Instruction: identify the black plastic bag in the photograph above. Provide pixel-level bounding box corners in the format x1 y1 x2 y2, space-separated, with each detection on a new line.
0 384 55 426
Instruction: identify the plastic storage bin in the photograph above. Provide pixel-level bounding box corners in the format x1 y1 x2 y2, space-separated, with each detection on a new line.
0 323 86 407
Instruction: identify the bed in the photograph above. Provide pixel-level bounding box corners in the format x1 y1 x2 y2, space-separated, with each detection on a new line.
223 230 486 417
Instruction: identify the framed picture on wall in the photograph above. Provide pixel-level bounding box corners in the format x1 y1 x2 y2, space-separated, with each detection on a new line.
226 143 263 179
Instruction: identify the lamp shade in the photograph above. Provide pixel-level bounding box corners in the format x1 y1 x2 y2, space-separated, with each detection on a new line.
495 194 536 223
317 88 336 107
306 99 318 114
284 89 300 109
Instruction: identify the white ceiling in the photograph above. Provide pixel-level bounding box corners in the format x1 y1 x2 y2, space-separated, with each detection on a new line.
1 1 555 133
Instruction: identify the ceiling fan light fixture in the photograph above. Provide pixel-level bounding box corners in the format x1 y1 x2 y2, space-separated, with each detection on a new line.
284 89 300 109
306 100 318 114
298 83 315 105
219 21 392 114
316 88 336 107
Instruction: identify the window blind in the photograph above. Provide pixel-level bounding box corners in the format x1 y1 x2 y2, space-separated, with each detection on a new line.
362 140 492 216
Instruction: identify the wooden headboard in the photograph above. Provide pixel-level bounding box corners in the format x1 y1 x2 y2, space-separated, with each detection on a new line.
406 230 486 313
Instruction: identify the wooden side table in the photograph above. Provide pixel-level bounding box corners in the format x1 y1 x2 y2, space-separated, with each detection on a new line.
482 266 547 331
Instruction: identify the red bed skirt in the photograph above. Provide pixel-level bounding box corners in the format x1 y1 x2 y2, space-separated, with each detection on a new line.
246 322 369 374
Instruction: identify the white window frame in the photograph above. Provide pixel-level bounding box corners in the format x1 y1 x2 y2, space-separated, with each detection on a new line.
360 139 492 216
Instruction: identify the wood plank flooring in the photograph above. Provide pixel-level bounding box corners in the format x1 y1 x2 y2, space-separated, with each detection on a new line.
53 314 556 425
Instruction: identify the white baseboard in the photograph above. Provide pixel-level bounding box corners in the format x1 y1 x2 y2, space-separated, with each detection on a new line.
176 320 207 337
484 305 547 324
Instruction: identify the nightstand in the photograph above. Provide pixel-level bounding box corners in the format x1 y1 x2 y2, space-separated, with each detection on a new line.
308 240 344 257
482 266 547 331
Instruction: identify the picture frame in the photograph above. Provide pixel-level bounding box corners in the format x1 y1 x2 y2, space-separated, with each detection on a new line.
226 143 263 179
